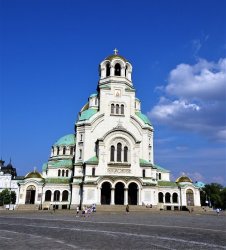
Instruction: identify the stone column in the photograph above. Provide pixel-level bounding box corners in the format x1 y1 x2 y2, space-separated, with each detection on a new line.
111 188 115 205
124 188 128 205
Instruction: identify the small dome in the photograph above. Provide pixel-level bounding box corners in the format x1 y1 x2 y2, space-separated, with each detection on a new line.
25 171 43 179
105 54 128 62
53 134 76 146
176 176 193 183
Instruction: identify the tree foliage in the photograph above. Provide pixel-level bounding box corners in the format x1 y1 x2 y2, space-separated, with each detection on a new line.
0 189 16 206
200 183 226 209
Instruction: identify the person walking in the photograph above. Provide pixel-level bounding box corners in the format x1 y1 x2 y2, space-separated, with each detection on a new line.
126 204 129 214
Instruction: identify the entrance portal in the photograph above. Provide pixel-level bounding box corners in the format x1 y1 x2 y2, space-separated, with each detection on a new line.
186 189 194 206
101 182 111 204
115 182 124 205
128 183 138 205
25 185 36 204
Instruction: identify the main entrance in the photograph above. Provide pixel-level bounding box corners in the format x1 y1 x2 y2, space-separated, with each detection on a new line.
101 182 111 204
115 182 124 205
25 185 36 204
186 189 194 206
128 182 138 205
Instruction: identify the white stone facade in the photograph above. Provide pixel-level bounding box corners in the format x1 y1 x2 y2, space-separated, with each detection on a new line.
17 52 201 210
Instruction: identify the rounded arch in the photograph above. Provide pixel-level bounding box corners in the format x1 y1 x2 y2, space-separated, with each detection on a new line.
158 192 164 203
101 182 112 205
115 182 125 205
165 192 171 203
114 63 121 76
172 193 178 203
25 185 36 204
186 189 194 206
128 182 138 205
45 190 52 201
54 190 60 201
62 190 69 201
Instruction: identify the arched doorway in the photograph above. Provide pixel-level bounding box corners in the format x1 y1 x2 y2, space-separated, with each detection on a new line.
128 183 138 205
25 185 36 204
101 182 111 204
115 182 124 205
186 189 194 206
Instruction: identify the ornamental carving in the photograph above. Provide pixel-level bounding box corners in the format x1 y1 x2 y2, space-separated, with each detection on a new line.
107 168 131 174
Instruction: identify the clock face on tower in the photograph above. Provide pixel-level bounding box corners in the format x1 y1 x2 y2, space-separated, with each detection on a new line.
115 89 121 97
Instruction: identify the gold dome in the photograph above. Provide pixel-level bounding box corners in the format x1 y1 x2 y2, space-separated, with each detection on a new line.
25 171 43 179
176 176 193 183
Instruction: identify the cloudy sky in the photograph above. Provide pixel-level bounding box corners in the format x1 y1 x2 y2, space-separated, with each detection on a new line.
1 0 226 185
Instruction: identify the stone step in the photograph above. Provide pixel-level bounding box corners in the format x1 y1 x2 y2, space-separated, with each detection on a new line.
95 205 158 212
16 204 40 210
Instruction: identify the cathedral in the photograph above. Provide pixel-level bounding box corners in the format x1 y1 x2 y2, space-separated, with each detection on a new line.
17 51 201 210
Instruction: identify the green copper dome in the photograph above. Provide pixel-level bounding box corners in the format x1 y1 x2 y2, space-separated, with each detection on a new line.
135 112 152 126
53 134 76 146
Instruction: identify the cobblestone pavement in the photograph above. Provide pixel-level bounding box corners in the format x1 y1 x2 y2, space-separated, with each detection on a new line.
0 210 225 249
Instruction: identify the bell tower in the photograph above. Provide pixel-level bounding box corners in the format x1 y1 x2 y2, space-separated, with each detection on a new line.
98 49 133 88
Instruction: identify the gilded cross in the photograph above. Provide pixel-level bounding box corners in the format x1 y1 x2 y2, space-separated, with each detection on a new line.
113 48 118 55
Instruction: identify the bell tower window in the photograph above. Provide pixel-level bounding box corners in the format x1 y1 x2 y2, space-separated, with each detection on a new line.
117 143 122 162
111 104 114 114
121 104 124 115
106 63 110 77
115 63 121 76
116 104 119 114
124 146 128 162
110 146 115 161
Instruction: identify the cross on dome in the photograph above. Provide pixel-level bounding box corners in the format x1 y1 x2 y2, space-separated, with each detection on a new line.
113 48 118 55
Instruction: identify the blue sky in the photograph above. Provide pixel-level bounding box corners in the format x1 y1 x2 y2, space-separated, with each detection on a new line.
1 0 226 185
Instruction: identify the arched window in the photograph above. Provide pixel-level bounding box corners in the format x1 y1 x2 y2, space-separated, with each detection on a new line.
92 168 95 176
45 190 51 201
79 149 82 159
158 192 164 203
111 104 114 114
116 104 119 114
124 146 128 162
106 63 110 76
62 170 65 177
58 169 61 177
52 147 54 155
165 193 171 203
115 63 121 76
117 143 122 162
121 104 124 115
66 170 69 177
159 173 162 180
172 193 178 203
63 147 66 155
142 169 146 178
57 147 60 155
70 147 73 155
54 190 60 201
110 146 115 161
62 190 69 201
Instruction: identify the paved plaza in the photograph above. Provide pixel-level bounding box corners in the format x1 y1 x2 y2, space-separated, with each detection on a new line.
0 210 225 249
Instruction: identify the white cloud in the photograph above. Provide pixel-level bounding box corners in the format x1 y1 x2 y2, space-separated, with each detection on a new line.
148 58 226 141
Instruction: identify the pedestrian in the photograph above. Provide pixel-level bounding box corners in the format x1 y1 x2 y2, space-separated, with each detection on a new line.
82 206 86 217
76 206 79 217
126 204 129 214
216 208 220 216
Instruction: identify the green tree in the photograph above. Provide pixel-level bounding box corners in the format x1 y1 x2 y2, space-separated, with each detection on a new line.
0 189 16 206
201 183 224 209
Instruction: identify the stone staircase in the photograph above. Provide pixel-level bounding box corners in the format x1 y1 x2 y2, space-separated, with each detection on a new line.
16 204 40 211
96 205 158 212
